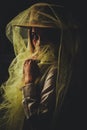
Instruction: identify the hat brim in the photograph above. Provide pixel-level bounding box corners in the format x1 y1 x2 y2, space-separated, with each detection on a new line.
13 24 58 28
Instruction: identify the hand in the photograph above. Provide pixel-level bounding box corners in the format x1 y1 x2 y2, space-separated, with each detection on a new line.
23 59 40 84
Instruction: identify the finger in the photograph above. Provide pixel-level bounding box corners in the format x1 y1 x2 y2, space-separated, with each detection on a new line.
29 59 32 65
24 60 28 65
24 59 32 65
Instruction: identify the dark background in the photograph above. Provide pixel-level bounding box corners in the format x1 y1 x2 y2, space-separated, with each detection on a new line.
0 0 86 130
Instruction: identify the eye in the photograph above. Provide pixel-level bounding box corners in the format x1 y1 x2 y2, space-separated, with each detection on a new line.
31 32 39 41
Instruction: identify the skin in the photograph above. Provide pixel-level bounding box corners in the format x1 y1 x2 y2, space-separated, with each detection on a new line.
23 27 40 84
23 59 40 84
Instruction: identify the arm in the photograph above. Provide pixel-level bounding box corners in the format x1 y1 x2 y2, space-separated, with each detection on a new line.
22 60 57 119
38 66 57 115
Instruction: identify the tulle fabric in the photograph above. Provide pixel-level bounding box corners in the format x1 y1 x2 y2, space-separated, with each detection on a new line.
0 3 79 130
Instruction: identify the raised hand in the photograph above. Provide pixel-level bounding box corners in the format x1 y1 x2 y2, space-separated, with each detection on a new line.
23 59 40 84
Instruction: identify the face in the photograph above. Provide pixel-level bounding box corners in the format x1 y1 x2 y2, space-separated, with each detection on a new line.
31 27 40 48
30 27 60 49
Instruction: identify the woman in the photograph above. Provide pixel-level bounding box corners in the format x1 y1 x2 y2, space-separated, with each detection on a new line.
22 27 59 130
0 3 78 130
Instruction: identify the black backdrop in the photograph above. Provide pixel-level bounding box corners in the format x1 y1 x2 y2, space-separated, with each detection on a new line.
0 0 86 129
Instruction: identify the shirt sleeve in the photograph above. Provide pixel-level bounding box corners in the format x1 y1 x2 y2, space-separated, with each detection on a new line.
22 66 57 119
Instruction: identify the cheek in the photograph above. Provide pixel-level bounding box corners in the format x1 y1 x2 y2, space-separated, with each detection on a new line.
32 39 40 48
32 39 36 47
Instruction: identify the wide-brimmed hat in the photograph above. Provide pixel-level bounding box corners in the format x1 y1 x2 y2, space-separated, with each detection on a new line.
13 3 63 28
